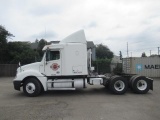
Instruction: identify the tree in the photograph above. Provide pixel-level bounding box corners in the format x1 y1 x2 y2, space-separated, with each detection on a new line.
0 25 14 63
35 39 39 43
96 44 113 59
92 44 114 74
141 52 147 57
8 42 38 64
37 39 47 57
113 63 123 74
0 25 14 43
92 59 111 74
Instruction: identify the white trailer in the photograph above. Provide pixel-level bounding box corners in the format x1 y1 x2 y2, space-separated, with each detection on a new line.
13 30 153 97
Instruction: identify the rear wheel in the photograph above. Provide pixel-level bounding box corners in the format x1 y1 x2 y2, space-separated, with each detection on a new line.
109 76 128 95
23 78 42 97
131 76 150 94
129 75 138 89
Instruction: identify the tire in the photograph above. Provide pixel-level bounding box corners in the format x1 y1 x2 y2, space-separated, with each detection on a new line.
103 77 110 89
109 76 128 95
129 75 139 89
131 76 150 94
23 78 42 97
104 83 109 89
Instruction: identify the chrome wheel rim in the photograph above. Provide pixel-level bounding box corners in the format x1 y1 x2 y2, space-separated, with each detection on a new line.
114 80 125 91
137 80 147 91
26 83 36 94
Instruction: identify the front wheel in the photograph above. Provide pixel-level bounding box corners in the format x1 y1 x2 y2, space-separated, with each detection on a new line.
23 78 42 97
109 76 128 95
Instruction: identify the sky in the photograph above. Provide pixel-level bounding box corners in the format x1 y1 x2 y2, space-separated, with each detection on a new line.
0 0 160 57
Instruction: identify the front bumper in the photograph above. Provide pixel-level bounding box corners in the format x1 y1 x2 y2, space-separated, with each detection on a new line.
13 81 21 91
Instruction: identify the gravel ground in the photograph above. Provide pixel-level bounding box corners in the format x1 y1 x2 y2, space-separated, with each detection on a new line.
0 77 160 120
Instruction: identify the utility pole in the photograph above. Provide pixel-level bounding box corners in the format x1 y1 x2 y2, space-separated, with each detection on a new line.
150 50 151 56
158 47 159 55
127 42 129 58
126 42 129 73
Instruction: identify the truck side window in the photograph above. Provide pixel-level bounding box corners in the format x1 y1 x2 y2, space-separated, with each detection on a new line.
46 51 60 61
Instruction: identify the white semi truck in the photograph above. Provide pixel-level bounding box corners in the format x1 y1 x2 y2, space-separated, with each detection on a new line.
13 30 153 97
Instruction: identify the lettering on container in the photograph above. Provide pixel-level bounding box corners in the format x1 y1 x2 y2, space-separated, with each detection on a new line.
136 64 160 71
145 65 160 69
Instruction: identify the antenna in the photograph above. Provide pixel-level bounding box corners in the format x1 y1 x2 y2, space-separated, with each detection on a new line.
44 26 47 45
45 27 46 40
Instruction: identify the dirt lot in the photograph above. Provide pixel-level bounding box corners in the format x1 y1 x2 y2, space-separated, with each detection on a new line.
0 77 160 120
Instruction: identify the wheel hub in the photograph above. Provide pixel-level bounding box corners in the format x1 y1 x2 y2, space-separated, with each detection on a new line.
116 83 120 87
114 80 125 91
137 80 147 91
26 83 36 94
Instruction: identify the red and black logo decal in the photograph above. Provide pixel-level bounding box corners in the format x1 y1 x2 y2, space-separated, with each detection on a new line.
50 63 60 71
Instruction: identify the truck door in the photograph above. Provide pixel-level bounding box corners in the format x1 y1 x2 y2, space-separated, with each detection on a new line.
44 50 61 76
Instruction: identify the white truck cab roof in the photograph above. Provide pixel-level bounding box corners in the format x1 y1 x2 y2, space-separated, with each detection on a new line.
42 44 64 51
60 29 86 44
43 30 86 51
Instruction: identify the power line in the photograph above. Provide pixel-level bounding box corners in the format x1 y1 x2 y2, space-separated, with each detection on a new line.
129 47 157 52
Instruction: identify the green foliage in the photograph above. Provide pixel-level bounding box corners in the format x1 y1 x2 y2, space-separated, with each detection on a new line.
37 39 47 57
7 42 39 65
92 59 112 74
0 25 46 65
35 39 39 43
6 39 47 65
0 25 14 63
0 24 40 64
0 25 14 44
96 44 113 59
113 63 123 74
92 44 114 74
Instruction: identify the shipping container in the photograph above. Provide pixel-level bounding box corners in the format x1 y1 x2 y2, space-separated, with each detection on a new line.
123 57 160 77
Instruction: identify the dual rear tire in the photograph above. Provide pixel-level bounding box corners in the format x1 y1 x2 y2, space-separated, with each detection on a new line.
109 76 128 95
108 75 151 95
129 76 150 94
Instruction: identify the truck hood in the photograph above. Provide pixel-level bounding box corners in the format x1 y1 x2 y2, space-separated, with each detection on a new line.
20 62 41 72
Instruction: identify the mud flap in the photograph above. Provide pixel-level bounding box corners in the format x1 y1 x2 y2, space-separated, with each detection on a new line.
146 77 153 90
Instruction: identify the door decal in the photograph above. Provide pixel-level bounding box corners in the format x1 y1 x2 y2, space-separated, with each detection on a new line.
50 63 60 71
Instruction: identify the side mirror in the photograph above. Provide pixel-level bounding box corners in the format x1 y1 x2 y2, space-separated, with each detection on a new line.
46 50 49 61
46 56 49 61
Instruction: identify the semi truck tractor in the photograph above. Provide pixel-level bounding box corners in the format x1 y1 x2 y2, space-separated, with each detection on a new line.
13 30 153 97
